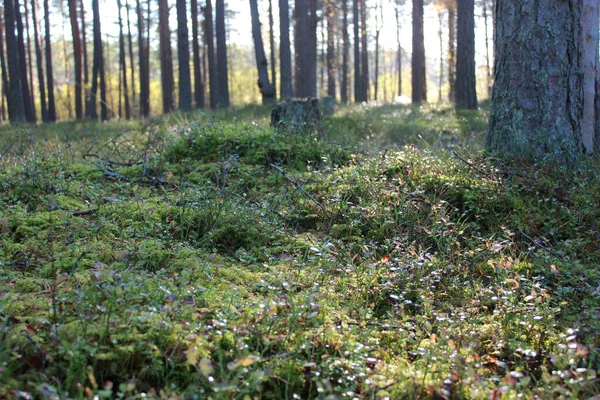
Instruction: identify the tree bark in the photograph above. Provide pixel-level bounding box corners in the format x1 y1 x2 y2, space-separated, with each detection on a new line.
482 0 491 98
395 1 402 97
215 0 229 107
249 0 276 104
136 0 150 117
0 9 10 122
80 0 88 85
341 0 349 103
23 0 35 113
3 0 26 123
360 0 368 101
307 0 318 97
158 0 174 113
455 0 477 109
125 0 136 111
117 0 130 118
279 0 293 99
43 0 56 121
191 0 204 108
353 0 361 102
88 0 106 121
326 0 336 98
268 0 276 98
31 0 47 121
437 9 443 103
68 0 83 119
447 3 456 103
177 0 192 111
486 0 583 161
204 0 218 109
15 0 36 122
582 0 598 153
411 0 426 104
294 0 310 97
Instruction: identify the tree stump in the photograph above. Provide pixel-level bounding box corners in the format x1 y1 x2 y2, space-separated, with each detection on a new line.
270 98 324 139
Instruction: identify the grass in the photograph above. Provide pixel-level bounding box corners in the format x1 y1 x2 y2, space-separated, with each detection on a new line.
0 103 598 399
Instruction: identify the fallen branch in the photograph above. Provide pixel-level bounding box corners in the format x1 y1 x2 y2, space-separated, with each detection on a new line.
73 209 97 217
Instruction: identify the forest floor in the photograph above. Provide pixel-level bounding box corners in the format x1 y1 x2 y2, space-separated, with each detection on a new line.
0 104 599 399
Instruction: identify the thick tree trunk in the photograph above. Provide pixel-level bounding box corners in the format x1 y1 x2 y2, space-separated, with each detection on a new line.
191 0 204 108
32 0 47 122
326 0 336 98
43 0 56 121
447 3 456 103
204 0 218 109
486 0 583 161
15 0 36 122
360 0 368 100
177 0 192 111
294 0 310 97
88 0 106 121
268 0 276 98
395 2 402 97
279 0 293 99
23 1 35 113
158 0 174 113
215 0 229 107
136 0 150 117
3 0 26 123
307 0 318 97
68 0 83 119
411 0 426 104
455 0 477 109
582 0 598 153
341 0 349 103
249 0 275 104
353 0 361 102
117 0 130 118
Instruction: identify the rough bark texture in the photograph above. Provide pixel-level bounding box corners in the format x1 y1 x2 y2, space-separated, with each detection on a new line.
191 0 204 108
32 0 48 121
294 0 310 97
486 0 584 161
582 0 598 153
117 0 130 118
279 0 293 99
158 0 174 113
215 0 229 107
411 0 426 103
15 0 36 122
68 0 83 119
3 0 26 122
308 0 318 97
447 3 456 103
43 0 56 121
177 0 192 111
455 0 477 109
326 0 336 98
353 0 361 102
341 0 349 103
204 0 218 109
249 0 275 103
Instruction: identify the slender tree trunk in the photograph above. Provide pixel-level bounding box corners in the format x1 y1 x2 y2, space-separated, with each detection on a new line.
43 0 55 121
105 32 114 116
279 0 292 99
268 0 276 98
374 1 382 102
326 0 336 98
0 10 10 122
61 0 73 119
24 1 35 113
204 0 218 109
353 0 361 102
447 3 456 103
482 0 491 99
215 0 229 107
395 1 402 97
3 0 26 122
341 0 349 103
438 8 443 103
455 0 477 109
320 19 325 94
177 0 192 111
411 0 426 103
136 0 150 116
158 0 174 113
583 0 599 153
486 0 583 161
80 0 88 84
32 0 47 121
125 0 136 111
191 0 204 108
68 0 83 118
88 0 106 120
360 0 368 100
249 0 275 103
15 0 36 121
117 0 130 118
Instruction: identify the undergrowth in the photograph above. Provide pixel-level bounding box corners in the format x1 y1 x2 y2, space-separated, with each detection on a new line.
0 104 598 399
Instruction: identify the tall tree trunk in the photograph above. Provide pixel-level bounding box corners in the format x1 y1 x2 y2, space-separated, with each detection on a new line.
395 1 402 97
455 0 477 109
320 18 325 94
326 0 336 98
294 0 309 97
583 0 599 153
117 0 130 118
279 0 292 99
353 0 361 102
68 0 83 118
374 1 382 102
23 0 35 113
31 0 47 121
88 0 106 120
360 0 368 100
80 0 88 84
15 0 36 121
482 0 491 99
307 0 318 97
158 0 174 113
447 2 456 103
204 0 218 109
104 32 114 116
411 0 426 104
268 0 276 98
341 0 349 103
60 0 73 119
125 0 136 111
486 0 583 161
249 0 275 103
191 0 204 108
43 0 55 121
3 0 26 122
215 0 229 107
437 8 443 103
177 0 192 111
136 0 150 116
0 9 10 122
